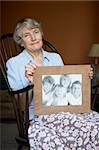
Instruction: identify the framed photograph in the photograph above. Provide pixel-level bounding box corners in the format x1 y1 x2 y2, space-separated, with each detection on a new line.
33 65 91 115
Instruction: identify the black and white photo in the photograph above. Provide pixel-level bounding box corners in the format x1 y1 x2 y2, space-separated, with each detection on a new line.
42 74 82 106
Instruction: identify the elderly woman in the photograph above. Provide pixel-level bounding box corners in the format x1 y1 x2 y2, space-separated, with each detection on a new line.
6 17 93 121
6 17 64 120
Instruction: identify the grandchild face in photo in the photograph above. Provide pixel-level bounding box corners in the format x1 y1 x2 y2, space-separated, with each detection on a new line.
42 76 55 95
43 82 54 94
60 75 71 89
54 85 67 98
71 82 82 98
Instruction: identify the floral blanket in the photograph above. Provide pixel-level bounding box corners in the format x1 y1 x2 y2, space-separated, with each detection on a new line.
28 111 99 150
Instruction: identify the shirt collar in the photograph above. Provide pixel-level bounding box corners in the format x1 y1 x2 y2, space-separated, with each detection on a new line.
23 48 50 64
42 49 50 62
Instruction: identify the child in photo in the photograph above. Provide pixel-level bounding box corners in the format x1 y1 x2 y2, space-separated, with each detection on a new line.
51 84 68 106
67 80 82 105
42 75 55 106
60 74 71 93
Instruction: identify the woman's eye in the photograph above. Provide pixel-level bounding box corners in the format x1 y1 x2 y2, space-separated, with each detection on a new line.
34 30 39 33
24 34 29 37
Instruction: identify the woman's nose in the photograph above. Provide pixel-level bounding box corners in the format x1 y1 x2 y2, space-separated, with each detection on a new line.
30 34 36 40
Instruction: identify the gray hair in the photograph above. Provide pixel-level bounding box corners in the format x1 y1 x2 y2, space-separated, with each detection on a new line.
13 17 43 45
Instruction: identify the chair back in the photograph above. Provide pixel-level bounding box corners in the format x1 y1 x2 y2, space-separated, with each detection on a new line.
0 33 21 90
0 32 58 148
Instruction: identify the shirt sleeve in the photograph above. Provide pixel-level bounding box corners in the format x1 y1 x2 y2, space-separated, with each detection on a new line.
6 58 24 90
54 53 64 66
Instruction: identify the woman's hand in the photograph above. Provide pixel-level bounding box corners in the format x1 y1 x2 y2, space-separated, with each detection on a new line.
25 64 37 84
89 66 94 79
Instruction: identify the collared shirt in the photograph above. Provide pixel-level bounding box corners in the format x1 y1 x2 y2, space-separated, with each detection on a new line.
6 49 64 120
6 49 64 89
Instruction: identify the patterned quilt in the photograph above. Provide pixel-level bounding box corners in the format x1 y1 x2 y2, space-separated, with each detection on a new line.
28 111 99 150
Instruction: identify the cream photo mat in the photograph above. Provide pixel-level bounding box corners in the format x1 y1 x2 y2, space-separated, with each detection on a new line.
33 65 91 115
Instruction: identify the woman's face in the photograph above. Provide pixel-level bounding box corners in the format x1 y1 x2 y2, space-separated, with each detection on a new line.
20 27 43 52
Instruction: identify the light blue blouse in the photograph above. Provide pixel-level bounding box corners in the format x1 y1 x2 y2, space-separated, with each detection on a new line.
6 49 64 120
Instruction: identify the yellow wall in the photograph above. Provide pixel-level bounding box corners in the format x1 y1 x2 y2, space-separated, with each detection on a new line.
1 1 99 64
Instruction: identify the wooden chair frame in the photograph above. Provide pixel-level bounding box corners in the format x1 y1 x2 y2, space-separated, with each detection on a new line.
92 80 99 109
0 32 58 149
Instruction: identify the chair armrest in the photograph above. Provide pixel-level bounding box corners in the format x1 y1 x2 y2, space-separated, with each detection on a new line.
8 84 34 95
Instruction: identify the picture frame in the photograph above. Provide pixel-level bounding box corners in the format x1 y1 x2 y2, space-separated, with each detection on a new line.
33 65 91 115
